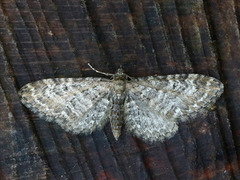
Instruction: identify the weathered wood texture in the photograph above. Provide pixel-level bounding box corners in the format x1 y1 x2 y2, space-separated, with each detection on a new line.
0 0 239 179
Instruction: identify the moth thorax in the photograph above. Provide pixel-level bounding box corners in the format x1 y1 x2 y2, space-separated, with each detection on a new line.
113 80 126 94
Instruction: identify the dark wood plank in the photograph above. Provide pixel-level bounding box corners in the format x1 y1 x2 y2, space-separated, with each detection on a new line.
0 0 239 179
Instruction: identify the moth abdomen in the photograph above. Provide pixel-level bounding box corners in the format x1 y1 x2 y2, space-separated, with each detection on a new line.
109 92 125 140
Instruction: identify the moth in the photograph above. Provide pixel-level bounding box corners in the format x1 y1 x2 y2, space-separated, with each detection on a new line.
18 64 224 142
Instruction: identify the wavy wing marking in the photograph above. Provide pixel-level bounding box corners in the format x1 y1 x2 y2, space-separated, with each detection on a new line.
124 93 178 142
19 78 112 134
126 74 223 123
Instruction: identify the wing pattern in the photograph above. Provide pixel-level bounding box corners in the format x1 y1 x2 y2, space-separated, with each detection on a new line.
19 73 223 142
124 74 223 142
124 92 178 142
19 78 112 134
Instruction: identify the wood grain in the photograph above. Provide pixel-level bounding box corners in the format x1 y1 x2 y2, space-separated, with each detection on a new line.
0 0 239 179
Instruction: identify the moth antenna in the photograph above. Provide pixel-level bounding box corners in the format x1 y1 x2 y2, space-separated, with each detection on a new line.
88 63 114 76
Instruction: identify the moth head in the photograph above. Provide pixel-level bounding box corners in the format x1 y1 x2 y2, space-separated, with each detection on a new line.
113 67 128 80
116 66 124 74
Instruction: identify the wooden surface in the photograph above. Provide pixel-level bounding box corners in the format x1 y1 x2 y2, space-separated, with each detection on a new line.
0 0 240 179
